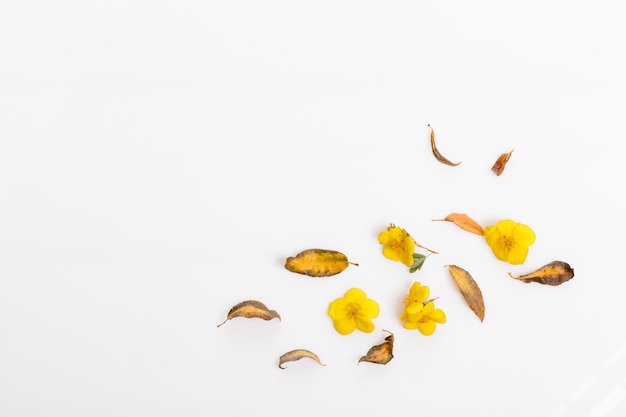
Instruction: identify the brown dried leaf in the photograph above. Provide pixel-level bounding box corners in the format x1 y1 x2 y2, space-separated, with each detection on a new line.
428 124 461 166
509 261 574 286
358 330 394 365
433 213 484 236
217 300 281 327
278 349 326 369
491 149 514 176
284 249 358 277
446 265 485 322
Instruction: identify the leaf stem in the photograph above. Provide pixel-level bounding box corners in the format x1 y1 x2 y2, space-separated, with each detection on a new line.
416 242 438 254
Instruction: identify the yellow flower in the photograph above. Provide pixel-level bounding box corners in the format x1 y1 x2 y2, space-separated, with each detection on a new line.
484 219 536 265
401 282 446 336
328 288 379 335
378 224 416 267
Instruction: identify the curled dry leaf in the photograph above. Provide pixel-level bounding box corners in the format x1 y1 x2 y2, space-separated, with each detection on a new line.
433 213 484 236
428 124 461 166
217 300 281 327
446 265 485 322
278 349 326 369
509 261 574 286
284 249 358 277
358 330 394 365
491 149 514 176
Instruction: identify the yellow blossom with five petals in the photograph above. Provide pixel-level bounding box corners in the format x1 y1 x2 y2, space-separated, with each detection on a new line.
484 219 536 265
378 225 416 267
328 288 379 335
401 282 446 335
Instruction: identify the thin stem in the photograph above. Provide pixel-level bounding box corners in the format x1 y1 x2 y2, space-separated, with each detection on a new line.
416 242 438 254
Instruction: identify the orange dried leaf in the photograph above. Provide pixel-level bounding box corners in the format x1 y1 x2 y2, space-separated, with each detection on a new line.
491 149 514 176
428 124 461 166
358 330 394 365
446 265 485 322
284 249 358 277
433 213 484 236
509 261 574 286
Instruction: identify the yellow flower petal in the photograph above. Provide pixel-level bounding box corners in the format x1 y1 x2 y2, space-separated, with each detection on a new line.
429 308 447 324
355 316 375 333
495 219 517 233
401 236 416 266
404 311 421 323
417 320 437 336
405 302 423 315
403 322 418 330
377 229 395 245
382 245 403 262
483 225 500 249
344 287 367 302
404 303 423 322
327 298 348 320
489 239 510 262
401 253 414 267
334 318 356 335
507 245 529 265
512 223 536 246
360 298 380 318
411 283 429 303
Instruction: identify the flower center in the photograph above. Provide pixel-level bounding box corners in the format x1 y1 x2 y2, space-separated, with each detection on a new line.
502 236 516 251
403 295 411 307
347 302 361 317
390 240 403 250
417 313 431 324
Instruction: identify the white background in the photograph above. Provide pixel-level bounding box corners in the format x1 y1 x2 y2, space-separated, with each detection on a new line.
1 1 626 416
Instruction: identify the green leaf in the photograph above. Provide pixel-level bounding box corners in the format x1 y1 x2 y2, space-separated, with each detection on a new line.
409 253 427 273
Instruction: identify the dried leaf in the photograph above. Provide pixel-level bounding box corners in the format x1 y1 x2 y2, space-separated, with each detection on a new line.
491 149 514 176
446 265 485 322
428 124 461 166
433 213 484 236
358 330 394 365
217 300 281 327
278 349 326 369
509 261 574 286
284 249 358 277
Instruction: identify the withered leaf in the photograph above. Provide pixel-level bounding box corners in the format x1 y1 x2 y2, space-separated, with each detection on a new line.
217 300 281 327
428 124 461 166
358 330 394 365
446 265 485 322
433 213 484 236
284 249 358 277
509 261 574 286
491 149 514 176
278 349 326 369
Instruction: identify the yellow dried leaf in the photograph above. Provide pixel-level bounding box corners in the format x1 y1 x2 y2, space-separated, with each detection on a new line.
217 300 281 327
509 261 574 286
446 265 485 322
433 213 484 236
358 330 394 365
491 149 514 176
284 249 358 277
428 124 461 166
278 349 326 369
